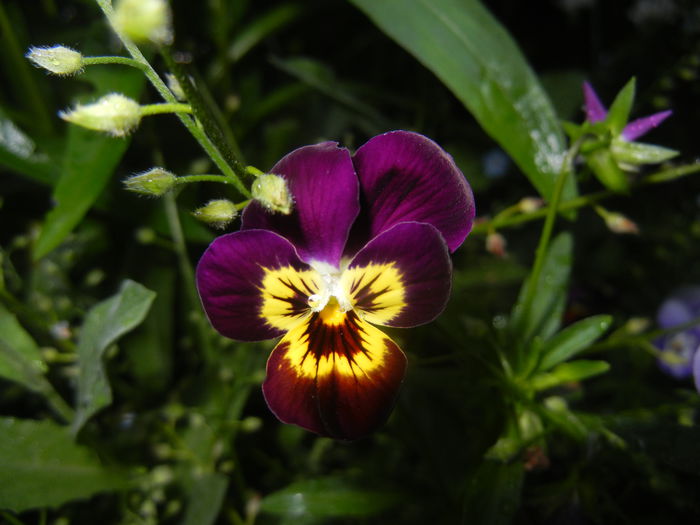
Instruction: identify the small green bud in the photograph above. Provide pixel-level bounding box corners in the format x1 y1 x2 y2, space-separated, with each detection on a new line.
114 0 173 46
192 199 238 229
60 93 142 137
124 168 177 196
252 173 293 214
26 45 83 76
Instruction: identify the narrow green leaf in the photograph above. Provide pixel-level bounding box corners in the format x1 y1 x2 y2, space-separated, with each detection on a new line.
606 78 636 135
271 56 385 124
538 314 612 371
461 460 524 525
33 67 144 261
511 232 573 343
72 280 156 435
585 148 629 192
0 417 128 512
350 0 574 202
611 138 679 165
260 478 401 518
532 359 610 391
182 473 228 525
228 3 301 62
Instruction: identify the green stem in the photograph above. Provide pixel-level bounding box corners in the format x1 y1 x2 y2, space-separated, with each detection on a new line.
174 174 238 185
163 193 214 362
82 55 148 71
518 140 582 334
473 161 700 235
140 102 193 115
94 0 251 198
38 378 75 423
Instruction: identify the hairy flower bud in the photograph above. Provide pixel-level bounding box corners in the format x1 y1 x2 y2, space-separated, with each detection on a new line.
192 199 238 229
60 93 142 137
518 197 544 213
114 0 173 45
251 174 293 214
485 231 507 258
604 212 639 235
26 45 83 76
124 168 176 196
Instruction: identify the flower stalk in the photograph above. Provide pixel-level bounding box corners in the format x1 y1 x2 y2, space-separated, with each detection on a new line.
94 0 251 198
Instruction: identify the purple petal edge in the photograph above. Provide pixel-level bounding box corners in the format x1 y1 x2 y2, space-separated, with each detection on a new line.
242 142 359 268
583 81 607 123
196 229 309 341
352 130 475 254
621 110 672 141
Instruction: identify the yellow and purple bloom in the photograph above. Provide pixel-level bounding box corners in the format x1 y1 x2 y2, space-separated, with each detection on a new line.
655 287 700 392
196 131 475 439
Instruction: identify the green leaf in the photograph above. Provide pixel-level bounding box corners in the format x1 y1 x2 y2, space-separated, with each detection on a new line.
228 3 301 62
585 147 629 192
182 473 228 525
511 232 573 343
611 138 679 165
0 417 128 512
349 0 574 202
531 359 610 391
538 315 612 371
33 67 144 261
0 114 56 184
461 460 524 525
72 280 156 435
260 478 402 518
606 78 636 135
0 302 46 391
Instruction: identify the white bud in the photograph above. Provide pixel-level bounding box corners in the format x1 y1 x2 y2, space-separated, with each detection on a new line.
114 0 173 46
60 93 142 137
192 199 238 229
251 173 293 214
26 45 83 76
605 212 639 235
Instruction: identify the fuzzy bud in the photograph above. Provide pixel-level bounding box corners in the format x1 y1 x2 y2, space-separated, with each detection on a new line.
26 45 83 76
518 197 544 213
192 199 238 229
604 212 639 235
60 93 141 137
124 168 176 196
114 0 173 46
252 173 293 214
485 231 507 258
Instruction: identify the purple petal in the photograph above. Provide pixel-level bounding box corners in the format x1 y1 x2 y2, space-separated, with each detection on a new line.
343 222 452 328
196 229 316 341
583 81 607 123
351 131 475 254
263 309 406 439
242 142 359 268
621 110 672 141
693 347 700 393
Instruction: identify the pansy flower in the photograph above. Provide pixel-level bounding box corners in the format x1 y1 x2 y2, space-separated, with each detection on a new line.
196 131 475 439
655 287 700 392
